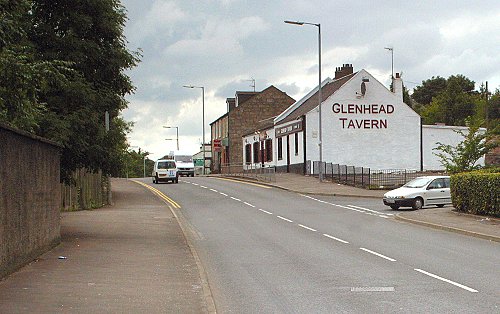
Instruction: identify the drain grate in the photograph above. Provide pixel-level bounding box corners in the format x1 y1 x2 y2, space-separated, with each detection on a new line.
351 287 395 292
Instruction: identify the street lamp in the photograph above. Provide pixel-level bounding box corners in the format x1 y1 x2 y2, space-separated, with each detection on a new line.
285 20 323 181
163 126 179 151
183 85 206 175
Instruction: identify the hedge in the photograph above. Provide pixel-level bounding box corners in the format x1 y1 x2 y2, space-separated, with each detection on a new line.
451 168 499 217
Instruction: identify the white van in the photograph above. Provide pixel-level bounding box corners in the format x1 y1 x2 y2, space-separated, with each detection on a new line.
152 159 178 184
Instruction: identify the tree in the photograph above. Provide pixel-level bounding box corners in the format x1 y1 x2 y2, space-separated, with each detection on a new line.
433 117 499 173
29 0 141 181
411 76 447 105
0 0 70 131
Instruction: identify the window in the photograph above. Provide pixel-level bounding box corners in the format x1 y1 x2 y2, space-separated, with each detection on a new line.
277 137 283 160
294 132 299 156
245 144 251 164
253 142 260 163
265 139 272 162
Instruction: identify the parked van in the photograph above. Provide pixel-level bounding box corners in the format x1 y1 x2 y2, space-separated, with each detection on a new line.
152 159 178 184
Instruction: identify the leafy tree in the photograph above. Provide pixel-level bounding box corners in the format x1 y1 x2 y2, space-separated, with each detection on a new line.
411 76 447 105
28 0 141 182
433 117 499 173
0 0 70 131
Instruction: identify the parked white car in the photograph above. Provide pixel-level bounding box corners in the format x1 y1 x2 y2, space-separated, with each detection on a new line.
152 159 178 184
383 176 451 210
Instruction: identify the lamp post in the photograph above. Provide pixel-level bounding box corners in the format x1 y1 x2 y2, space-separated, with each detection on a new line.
183 85 206 175
285 20 323 181
163 126 179 151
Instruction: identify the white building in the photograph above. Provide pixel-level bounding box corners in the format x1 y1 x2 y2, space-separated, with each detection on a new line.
242 64 484 173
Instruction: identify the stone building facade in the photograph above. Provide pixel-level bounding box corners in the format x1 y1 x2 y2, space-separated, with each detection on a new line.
210 86 295 172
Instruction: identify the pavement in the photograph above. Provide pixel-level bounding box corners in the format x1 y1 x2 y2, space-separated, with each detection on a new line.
0 178 213 313
1 174 498 313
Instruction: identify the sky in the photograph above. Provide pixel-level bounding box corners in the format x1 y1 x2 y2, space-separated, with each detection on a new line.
120 0 500 160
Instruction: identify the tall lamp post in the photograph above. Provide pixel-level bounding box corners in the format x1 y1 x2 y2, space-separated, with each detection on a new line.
163 126 179 151
285 20 323 181
183 85 206 175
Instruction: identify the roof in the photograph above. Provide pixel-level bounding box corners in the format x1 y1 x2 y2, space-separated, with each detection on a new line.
210 112 228 126
242 116 276 137
275 72 357 125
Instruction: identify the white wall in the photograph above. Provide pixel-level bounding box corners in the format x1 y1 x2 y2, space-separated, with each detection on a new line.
307 70 421 170
422 125 485 170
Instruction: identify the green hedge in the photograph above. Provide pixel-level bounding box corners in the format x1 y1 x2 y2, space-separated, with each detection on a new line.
451 168 499 217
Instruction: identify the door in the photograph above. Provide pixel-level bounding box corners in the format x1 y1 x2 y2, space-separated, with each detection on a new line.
425 178 451 205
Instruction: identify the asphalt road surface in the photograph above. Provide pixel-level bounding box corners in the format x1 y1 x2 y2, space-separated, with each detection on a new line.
140 176 499 313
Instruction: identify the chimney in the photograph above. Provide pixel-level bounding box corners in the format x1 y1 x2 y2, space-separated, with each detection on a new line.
393 72 403 102
335 64 353 79
226 98 236 112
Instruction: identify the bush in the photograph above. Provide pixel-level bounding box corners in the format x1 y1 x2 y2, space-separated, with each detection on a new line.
451 168 499 217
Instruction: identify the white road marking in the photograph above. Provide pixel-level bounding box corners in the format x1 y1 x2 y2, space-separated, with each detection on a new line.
219 192 228 196
298 224 317 232
200 185 208 189
210 189 218 192
347 205 394 216
379 215 389 218
192 183 199 186
259 209 273 215
414 269 478 293
230 197 241 201
360 248 396 262
244 202 256 207
323 233 349 244
277 216 293 222
351 287 395 292
335 204 365 213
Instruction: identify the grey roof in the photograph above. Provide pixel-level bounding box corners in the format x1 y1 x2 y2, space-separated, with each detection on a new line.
278 72 356 124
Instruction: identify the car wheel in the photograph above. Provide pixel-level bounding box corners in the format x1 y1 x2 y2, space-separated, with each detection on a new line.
175 178 179 183
412 197 423 210
436 204 445 208
153 176 157 184
389 205 400 210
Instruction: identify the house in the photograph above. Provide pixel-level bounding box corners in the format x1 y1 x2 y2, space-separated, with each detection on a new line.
242 64 484 173
210 86 295 173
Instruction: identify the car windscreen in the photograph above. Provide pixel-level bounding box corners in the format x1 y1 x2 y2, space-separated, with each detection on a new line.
403 177 432 188
157 161 175 169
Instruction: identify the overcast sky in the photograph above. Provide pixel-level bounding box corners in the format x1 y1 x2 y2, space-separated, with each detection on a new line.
120 0 500 160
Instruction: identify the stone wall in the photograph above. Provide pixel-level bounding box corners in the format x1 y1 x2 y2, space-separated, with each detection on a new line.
228 86 295 165
0 124 61 279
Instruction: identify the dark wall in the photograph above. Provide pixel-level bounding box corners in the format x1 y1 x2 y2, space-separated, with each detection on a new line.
0 124 61 278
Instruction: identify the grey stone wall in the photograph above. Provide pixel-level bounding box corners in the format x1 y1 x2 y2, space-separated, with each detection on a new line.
0 124 61 278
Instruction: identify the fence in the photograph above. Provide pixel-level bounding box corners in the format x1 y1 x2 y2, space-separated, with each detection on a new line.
308 160 421 189
221 163 276 182
61 168 112 211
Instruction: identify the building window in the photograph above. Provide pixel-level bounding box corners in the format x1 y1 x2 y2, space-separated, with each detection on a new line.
245 144 251 165
278 137 283 160
294 132 299 156
253 142 260 163
265 139 272 162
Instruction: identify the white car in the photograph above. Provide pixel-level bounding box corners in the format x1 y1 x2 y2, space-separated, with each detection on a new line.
383 176 451 210
152 159 178 184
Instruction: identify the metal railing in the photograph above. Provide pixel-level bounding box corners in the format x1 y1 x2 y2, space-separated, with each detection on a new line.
221 163 276 182
308 160 421 189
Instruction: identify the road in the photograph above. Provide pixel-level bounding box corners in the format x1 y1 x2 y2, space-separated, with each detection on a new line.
140 176 499 313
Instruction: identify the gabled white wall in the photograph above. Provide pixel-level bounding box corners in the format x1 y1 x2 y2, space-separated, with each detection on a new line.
307 70 421 170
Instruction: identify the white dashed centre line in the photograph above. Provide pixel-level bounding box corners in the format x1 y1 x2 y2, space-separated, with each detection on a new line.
277 216 293 223
230 197 241 201
298 224 317 232
244 202 256 207
210 189 218 192
360 248 396 262
258 209 273 215
200 185 208 189
323 233 349 244
192 183 199 186
414 269 478 293
219 192 228 196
